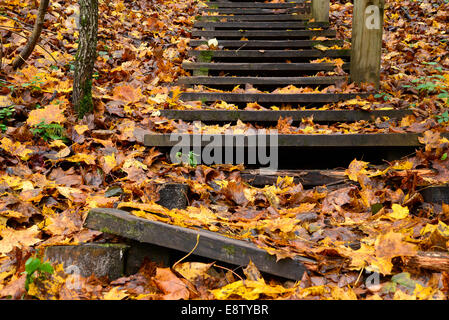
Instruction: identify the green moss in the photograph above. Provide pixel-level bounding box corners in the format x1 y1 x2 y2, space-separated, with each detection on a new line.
222 244 236 256
76 79 93 119
198 51 214 63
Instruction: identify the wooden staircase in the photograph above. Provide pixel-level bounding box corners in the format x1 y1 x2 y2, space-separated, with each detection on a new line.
82 0 436 281
144 0 417 169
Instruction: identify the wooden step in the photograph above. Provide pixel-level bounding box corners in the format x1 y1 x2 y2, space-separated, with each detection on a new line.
143 133 438 148
241 169 347 187
179 93 366 103
201 8 310 15
205 2 308 8
193 21 329 29
189 39 344 48
191 30 336 39
183 62 349 71
178 76 347 86
196 15 311 21
189 50 350 59
85 208 312 280
157 109 412 123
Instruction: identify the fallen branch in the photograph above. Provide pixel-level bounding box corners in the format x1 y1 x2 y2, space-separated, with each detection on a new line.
12 0 50 69
403 251 449 273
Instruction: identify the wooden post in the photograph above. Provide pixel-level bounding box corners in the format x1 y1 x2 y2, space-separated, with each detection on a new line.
312 0 329 22
350 0 385 89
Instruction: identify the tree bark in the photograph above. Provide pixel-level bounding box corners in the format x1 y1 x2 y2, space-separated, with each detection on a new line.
72 0 98 119
12 0 50 69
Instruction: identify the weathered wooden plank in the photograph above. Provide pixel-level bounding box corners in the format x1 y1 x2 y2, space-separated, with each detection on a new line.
178 76 347 86
193 21 330 29
241 169 347 187
144 133 442 147
201 8 311 15
205 2 307 8
85 208 312 280
195 15 311 21
312 0 330 22
403 251 449 273
420 186 449 203
143 133 447 148
182 62 349 71
189 39 344 48
191 30 336 38
350 0 384 89
179 92 366 103
158 109 412 122
188 49 350 59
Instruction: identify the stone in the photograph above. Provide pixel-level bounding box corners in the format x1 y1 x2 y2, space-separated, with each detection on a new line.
44 243 129 280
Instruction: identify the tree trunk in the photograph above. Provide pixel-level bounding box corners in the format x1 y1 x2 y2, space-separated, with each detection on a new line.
72 0 98 119
12 0 50 69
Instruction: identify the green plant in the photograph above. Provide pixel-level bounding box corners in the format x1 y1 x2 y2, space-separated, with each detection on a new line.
21 75 44 91
0 105 14 132
374 92 392 101
436 111 449 124
402 65 449 100
175 151 199 167
0 79 16 93
31 121 68 142
22 257 54 292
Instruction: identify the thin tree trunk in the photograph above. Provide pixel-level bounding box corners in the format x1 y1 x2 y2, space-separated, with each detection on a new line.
12 0 50 69
72 0 98 119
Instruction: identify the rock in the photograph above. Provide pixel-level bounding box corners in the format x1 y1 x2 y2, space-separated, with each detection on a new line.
156 183 189 209
44 243 129 280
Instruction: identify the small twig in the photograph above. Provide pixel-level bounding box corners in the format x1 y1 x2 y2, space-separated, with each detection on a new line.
353 266 365 287
172 234 200 270
0 32 3 71
236 42 247 52
211 262 244 282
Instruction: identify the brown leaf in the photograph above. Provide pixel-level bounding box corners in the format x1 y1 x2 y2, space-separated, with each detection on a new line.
153 268 190 300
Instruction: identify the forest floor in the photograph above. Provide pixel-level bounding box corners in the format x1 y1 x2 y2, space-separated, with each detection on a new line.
0 0 448 300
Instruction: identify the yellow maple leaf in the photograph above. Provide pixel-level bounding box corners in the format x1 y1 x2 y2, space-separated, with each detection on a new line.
173 262 213 282
346 159 369 182
103 287 129 300
27 104 66 126
112 85 143 104
0 225 41 254
74 125 89 135
64 153 96 165
210 278 296 300
330 285 357 300
394 289 416 300
0 137 33 160
102 153 117 174
387 204 409 220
